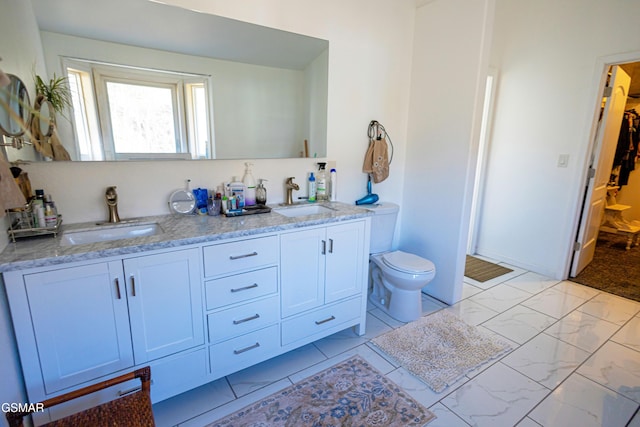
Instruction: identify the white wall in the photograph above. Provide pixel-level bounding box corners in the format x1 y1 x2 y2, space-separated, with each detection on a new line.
476 0 640 278
401 0 495 304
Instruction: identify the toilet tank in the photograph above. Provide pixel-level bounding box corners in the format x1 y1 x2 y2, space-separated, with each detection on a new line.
366 202 399 254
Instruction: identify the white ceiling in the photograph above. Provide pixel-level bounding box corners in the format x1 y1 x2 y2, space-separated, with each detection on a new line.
31 0 328 70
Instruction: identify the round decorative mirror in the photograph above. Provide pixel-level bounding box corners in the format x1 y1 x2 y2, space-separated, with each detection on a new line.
168 189 195 215
0 74 31 137
36 96 55 137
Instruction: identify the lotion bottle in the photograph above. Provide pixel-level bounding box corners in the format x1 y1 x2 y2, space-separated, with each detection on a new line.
242 162 256 206
330 168 337 201
256 179 267 205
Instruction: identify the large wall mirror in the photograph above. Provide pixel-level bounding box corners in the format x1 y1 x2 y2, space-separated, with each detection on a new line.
22 0 328 162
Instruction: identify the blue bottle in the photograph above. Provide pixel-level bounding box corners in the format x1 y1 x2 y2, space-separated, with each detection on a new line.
308 172 316 202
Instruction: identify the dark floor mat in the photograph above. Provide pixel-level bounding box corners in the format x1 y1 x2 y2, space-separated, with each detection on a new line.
570 233 640 302
465 255 513 282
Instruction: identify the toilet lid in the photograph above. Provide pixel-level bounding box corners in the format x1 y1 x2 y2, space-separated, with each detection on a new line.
382 250 435 274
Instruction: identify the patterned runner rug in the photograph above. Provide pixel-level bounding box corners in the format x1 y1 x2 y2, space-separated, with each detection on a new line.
206 356 436 426
465 255 513 282
372 310 512 393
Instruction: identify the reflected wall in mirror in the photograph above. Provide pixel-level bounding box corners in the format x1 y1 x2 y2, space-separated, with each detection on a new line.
27 0 329 161
0 74 31 137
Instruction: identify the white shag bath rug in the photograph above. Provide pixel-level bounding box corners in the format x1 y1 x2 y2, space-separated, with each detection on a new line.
371 310 512 393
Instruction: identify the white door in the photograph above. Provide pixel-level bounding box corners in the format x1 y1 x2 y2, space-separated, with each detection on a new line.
24 262 134 394
325 222 365 303
571 66 631 276
124 248 203 364
280 227 325 317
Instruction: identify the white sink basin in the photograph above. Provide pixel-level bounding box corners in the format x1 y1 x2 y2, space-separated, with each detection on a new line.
61 222 163 246
274 204 335 218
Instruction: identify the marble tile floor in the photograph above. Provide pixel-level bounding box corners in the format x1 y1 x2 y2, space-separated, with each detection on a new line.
153 260 640 427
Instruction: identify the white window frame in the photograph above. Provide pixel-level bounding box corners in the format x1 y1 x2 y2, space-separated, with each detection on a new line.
63 58 213 161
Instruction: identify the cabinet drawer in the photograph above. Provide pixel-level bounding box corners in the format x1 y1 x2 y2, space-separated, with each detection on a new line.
205 267 277 309
210 324 280 378
281 297 361 346
208 295 280 343
203 236 278 277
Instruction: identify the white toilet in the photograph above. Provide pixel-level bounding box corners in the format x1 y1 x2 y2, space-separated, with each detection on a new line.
367 202 436 322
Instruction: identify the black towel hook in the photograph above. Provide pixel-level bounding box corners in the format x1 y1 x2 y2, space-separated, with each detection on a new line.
367 120 394 165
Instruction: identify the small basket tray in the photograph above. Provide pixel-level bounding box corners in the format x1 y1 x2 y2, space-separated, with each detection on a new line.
6 207 62 243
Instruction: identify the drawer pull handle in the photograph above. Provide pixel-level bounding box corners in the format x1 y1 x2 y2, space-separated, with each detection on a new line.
130 276 136 296
234 342 260 354
229 251 258 260
117 386 141 397
114 278 122 299
230 283 259 293
315 315 336 325
321 240 326 255
233 314 260 325
117 379 153 397
329 238 334 253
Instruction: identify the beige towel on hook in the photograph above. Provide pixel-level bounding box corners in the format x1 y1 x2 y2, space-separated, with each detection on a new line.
362 137 389 183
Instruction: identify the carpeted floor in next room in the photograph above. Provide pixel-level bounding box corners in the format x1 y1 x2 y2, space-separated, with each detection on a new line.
570 232 640 302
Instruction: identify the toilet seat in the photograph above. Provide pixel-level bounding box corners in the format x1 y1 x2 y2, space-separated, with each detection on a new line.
382 250 435 274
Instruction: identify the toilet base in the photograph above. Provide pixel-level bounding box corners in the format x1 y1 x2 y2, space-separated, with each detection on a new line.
369 287 423 323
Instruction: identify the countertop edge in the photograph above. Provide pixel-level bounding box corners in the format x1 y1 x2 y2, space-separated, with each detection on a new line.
0 203 372 273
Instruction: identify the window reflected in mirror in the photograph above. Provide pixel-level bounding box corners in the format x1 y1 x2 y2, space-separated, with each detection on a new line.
66 59 211 161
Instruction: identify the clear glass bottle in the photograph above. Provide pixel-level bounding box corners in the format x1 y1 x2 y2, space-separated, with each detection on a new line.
316 163 328 201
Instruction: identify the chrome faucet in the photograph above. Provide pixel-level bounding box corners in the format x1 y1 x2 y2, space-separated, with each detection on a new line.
284 177 299 205
105 186 121 223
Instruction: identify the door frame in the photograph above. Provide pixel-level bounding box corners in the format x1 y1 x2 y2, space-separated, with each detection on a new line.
468 67 498 254
564 51 640 278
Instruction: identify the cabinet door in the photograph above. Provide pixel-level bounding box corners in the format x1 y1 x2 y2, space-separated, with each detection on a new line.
325 221 365 303
124 248 203 364
23 263 133 394
280 228 325 317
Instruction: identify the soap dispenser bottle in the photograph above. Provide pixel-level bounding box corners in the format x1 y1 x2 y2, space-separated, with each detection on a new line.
316 162 328 201
256 179 267 205
308 172 316 202
243 162 256 206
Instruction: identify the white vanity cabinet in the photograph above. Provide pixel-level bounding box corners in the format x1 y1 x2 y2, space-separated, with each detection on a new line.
280 220 368 346
2 206 370 425
4 247 204 422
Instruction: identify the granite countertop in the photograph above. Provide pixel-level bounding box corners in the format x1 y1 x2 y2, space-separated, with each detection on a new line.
0 202 371 272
